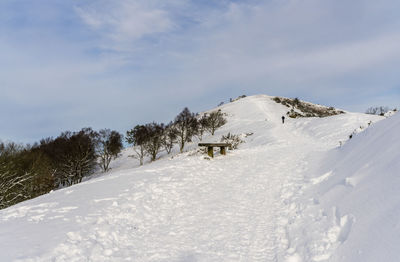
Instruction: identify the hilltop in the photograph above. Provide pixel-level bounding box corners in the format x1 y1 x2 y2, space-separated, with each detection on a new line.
1 94 395 261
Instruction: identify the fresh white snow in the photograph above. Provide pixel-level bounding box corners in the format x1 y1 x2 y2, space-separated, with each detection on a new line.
1 95 396 262
301 110 400 262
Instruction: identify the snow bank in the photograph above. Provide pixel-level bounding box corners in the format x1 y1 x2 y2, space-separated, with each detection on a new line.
309 112 400 261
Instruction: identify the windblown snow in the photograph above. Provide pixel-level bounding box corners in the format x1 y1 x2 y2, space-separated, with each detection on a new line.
0 95 397 262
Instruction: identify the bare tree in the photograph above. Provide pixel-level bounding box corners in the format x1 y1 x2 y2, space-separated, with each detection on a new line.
126 125 149 165
0 166 34 209
0 145 30 209
365 107 378 115
162 122 178 154
207 110 227 135
61 129 97 185
366 106 390 116
174 107 198 153
0 143 54 209
196 114 210 141
39 128 98 186
143 123 165 161
96 129 123 172
0 141 23 155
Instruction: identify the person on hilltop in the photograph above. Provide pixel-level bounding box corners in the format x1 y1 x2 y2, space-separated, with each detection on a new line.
282 116 285 124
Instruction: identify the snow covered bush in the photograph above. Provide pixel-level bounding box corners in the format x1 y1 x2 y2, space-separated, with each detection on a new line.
220 133 244 149
231 95 247 102
273 97 282 103
287 109 303 118
365 106 390 116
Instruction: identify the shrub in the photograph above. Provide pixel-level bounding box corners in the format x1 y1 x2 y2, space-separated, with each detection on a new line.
220 133 243 150
273 97 282 103
273 97 344 118
365 106 390 115
287 109 303 118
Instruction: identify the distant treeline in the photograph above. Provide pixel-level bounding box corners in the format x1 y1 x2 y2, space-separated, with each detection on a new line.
0 107 226 209
365 106 397 116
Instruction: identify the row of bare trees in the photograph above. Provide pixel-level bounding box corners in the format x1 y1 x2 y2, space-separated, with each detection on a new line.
126 108 227 165
0 108 226 209
0 128 123 209
37 128 123 186
365 106 397 116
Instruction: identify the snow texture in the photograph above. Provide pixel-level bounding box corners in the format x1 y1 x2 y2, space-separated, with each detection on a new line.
0 95 395 261
302 111 400 262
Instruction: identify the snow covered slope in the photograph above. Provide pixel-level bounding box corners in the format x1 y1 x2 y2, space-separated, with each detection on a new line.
0 95 387 261
302 112 400 262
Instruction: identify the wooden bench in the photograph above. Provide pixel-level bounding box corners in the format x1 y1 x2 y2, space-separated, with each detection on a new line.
198 143 231 158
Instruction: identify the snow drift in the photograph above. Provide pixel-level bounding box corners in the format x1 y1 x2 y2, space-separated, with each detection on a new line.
306 112 400 261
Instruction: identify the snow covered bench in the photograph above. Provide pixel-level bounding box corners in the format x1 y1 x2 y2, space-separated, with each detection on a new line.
198 143 231 158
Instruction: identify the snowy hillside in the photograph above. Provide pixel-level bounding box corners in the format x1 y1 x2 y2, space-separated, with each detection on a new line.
0 95 391 261
301 111 400 261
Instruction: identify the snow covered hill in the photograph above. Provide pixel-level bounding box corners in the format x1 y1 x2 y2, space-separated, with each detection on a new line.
0 95 392 262
301 111 400 261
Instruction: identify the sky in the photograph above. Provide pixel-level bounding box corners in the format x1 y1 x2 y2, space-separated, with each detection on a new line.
1 0 399 143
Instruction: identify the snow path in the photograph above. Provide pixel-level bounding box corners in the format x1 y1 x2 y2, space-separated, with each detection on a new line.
17 132 309 262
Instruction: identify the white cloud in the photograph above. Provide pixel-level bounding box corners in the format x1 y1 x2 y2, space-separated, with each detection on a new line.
72 0 400 104
75 1 176 51
147 0 400 96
